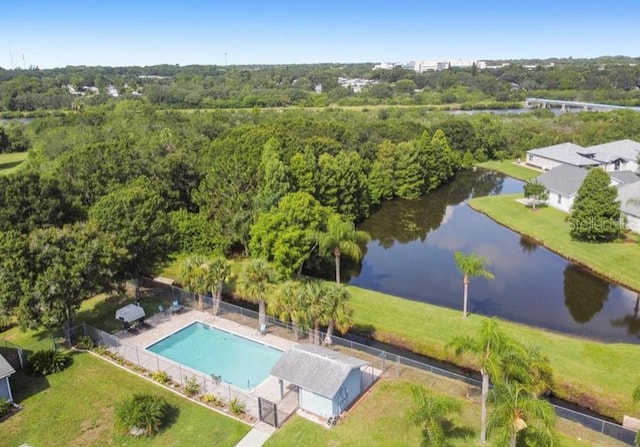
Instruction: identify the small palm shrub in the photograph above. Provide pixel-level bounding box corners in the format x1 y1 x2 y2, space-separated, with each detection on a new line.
75 335 95 350
151 370 171 385
183 376 200 397
0 398 11 416
115 394 168 437
229 397 246 416
27 349 70 375
202 394 223 407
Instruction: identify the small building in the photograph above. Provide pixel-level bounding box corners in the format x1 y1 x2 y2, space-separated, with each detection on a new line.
0 354 16 402
536 164 589 213
270 344 368 418
526 142 599 171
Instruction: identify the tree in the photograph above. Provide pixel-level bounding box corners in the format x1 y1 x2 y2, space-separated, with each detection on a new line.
395 141 425 199
448 319 521 445
271 281 308 339
317 151 370 221
249 192 334 277
568 168 621 241
289 147 317 195
406 385 463 447
368 140 397 204
0 230 31 323
204 256 231 316
255 137 292 211
19 223 127 334
301 280 328 344
89 177 173 301
453 252 494 319
236 258 277 334
523 180 549 211
487 382 558 447
319 214 370 284
178 255 209 309
322 283 354 344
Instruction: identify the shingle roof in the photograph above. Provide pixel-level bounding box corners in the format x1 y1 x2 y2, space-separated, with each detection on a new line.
587 139 640 162
528 143 600 167
618 182 640 218
0 354 15 379
536 164 589 196
609 171 640 186
270 344 367 399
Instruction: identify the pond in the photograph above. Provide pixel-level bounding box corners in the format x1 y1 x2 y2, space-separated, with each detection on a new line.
349 169 640 343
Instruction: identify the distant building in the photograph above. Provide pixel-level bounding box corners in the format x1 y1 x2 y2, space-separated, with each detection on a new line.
414 59 486 73
338 77 377 93
526 140 640 173
372 62 397 70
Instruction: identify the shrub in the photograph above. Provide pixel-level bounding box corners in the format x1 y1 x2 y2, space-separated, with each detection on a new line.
0 398 11 416
115 393 168 437
151 370 171 385
75 335 95 350
93 344 110 356
183 376 200 398
202 394 223 407
27 349 70 375
229 397 246 416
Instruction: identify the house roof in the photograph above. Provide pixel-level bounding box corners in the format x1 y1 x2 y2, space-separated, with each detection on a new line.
587 139 640 162
527 143 600 167
609 171 640 186
0 354 15 379
618 182 640 218
270 344 368 399
536 164 588 196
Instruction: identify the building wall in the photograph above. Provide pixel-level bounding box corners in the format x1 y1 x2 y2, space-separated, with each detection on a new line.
526 153 561 171
299 388 333 418
331 369 363 415
624 213 640 233
547 191 574 213
0 377 12 401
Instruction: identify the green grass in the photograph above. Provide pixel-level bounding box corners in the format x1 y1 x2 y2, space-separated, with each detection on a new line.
0 151 28 175
346 283 640 421
2 352 249 447
469 193 640 292
265 379 627 447
476 160 540 181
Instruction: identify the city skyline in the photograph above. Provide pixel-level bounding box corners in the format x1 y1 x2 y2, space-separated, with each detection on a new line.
1 0 639 69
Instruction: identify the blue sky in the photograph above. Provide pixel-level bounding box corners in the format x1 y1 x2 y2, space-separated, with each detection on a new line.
1 0 639 69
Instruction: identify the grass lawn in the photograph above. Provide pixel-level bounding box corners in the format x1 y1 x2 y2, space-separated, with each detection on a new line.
2 352 249 447
0 151 28 175
469 193 640 292
265 379 627 447
476 160 540 181
346 284 640 421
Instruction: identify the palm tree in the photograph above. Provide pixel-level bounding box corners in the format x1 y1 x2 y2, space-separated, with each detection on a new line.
406 384 463 447
236 258 276 334
487 382 558 447
204 255 230 316
453 251 495 318
319 215 370 284
448 318 524 445
302 280 329 344
322 283 354 344
272 280 309 339
179 255 208 309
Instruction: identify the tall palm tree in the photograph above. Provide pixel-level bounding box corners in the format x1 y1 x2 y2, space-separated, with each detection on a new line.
406 384 462 447
204 255 230 316
236 258 276 334
319 215 370 284
302 280 329 344
179 255 208 309
271 280 309 339
448 318 525 445
487 382 558 447
454 251 495 318
322 283 354 344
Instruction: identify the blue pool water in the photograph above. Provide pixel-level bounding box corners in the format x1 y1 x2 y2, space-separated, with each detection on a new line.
147 322 282 390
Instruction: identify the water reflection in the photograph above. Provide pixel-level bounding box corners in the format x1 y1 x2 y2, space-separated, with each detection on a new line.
351 169 640 343
611 294 640 335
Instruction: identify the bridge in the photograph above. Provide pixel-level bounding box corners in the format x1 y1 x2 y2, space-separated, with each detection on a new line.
525 97 640 112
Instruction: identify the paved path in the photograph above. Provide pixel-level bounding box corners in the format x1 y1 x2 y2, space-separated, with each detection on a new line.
235 422 276 447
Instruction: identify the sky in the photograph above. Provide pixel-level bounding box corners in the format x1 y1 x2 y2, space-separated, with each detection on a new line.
1 0 639 69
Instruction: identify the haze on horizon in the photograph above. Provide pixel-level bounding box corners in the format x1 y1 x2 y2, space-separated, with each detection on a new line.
1 0 639 69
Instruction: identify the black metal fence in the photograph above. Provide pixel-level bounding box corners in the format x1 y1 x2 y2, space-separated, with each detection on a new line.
140 278 637 445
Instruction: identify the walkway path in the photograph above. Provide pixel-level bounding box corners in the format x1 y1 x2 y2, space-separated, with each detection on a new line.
234 422 276 447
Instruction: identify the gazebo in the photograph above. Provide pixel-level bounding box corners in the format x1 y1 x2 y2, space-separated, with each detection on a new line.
0 354 16 402
270 344 368 418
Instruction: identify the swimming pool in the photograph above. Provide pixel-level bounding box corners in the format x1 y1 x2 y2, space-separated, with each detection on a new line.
147 322 282 390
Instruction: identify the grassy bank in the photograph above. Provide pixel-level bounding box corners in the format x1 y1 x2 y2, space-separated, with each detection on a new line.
468 193 640 292
476 160 540 181
346 285 640 421
266 379 627 447
2 352 249 447
0 151 28 176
